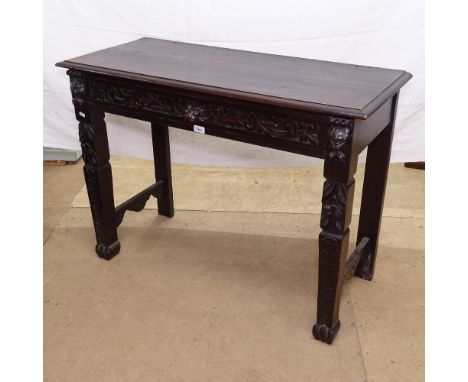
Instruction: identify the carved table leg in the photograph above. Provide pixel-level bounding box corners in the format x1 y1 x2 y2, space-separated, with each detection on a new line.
313 118 357 344
355 93 399 280
79 108 120 260
68 69 120 260
151 123 174 217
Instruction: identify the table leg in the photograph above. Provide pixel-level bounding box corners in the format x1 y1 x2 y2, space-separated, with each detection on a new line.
151 123 174 217
78 107 120 260
355 94 399 280
313 118 357 344
313 178 356 343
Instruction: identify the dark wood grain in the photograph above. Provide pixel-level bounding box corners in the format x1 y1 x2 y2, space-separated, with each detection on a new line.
56 37 411 119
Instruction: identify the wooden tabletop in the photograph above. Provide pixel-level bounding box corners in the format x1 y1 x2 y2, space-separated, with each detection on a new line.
57 37 411 119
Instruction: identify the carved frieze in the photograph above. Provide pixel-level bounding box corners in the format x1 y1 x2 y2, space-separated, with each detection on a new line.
88 81 320 147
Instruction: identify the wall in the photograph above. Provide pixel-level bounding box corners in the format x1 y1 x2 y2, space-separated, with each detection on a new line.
44 0 424 167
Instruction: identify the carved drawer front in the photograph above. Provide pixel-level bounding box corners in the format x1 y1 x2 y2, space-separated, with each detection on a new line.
87 78 323 149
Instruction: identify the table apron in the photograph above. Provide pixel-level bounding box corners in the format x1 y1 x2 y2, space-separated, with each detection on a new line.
84 74 336 158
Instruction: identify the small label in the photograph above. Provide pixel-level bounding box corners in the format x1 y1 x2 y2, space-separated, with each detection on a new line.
193 125 205 134
79 111 86 118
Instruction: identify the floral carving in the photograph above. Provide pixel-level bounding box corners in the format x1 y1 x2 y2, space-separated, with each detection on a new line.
327 117 352 163
184 105 205 122
78 122 98 166
320 180 351 234
67 69 86 110
88 81 320 146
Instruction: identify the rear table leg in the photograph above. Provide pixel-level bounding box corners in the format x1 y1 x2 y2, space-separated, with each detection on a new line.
355 94 399 280
151 123 174 217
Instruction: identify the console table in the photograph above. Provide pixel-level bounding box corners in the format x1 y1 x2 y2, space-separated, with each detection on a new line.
56 37 412 344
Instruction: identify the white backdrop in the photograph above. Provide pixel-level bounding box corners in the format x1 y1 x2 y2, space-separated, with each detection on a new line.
44 0 424 167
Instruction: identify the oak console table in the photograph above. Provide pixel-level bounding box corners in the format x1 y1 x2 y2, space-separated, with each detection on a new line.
56 38 412 344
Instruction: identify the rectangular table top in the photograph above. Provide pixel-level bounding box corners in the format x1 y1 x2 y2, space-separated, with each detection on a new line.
57 37 411 119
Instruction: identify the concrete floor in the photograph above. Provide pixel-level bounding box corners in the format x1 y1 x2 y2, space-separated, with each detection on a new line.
44 157 424 382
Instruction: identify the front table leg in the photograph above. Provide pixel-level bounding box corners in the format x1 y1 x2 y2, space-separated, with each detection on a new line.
313 118 357 344
78 107 120 260
67 69 120 259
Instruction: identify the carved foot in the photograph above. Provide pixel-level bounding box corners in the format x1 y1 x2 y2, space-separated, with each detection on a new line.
95 241 121 260
312 320 341 344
